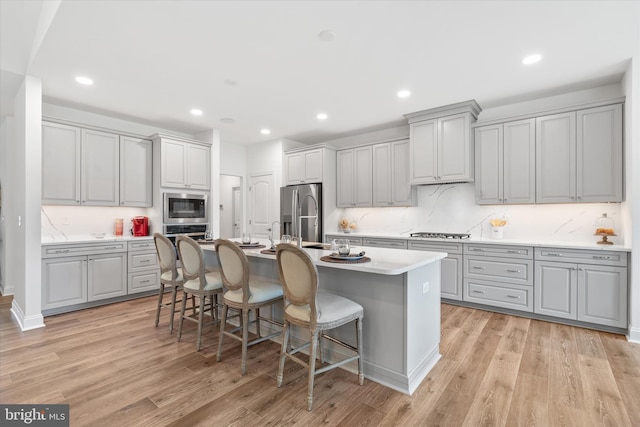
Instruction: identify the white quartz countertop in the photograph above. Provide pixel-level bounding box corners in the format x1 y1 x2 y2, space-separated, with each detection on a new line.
325 231 631 252
41 234 153 245
200 239 446 276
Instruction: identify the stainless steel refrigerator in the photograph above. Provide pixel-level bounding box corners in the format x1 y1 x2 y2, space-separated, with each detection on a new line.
280 183 322 245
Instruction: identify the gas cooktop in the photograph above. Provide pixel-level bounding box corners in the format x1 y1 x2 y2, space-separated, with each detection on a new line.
410 232 471 239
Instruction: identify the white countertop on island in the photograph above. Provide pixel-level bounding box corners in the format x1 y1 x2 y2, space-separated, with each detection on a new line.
199 239 446 276
41 234 153 245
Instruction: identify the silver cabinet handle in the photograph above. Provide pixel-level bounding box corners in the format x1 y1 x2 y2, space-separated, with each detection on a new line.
506 269 521 273
592 255 612 260
547 253 563 257
471 248 485 252
506 295 521 299
507 250 522 254
472 266 485 270
140 259 151 263
472 290 485 294
578 268 584 271
140 280 150 284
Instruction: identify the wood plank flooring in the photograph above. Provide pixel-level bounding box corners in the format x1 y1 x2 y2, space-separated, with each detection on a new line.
1 296 639 426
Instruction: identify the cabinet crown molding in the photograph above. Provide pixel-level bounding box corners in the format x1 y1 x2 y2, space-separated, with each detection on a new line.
150 133 212 147
404 99 482 123
284 143 335 154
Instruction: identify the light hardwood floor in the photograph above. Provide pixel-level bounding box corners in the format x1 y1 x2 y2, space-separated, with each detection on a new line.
1 296 639 426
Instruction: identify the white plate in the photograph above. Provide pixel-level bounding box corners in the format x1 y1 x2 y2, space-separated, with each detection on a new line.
329 253 365 261
236 242 261 247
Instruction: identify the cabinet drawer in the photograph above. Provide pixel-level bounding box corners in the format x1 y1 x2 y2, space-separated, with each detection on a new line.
363 238 407 249
464 244 533 259
128 270 160 293
464 279 533 312
535 247 627 267
408 240 462 254
128 239 155 252
128 251 158 271
42 242 127 258
465 256 533 286
326 235 363 246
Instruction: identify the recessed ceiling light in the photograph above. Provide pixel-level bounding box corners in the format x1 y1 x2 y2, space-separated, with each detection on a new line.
220 118 235 124
397 90 411 98
190 108 203 116
317 113 328 120
318 30 336 42
522 54 542 65
75 76 93 86
261 129 271 135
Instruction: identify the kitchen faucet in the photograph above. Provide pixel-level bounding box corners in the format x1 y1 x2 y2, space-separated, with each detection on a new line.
266 220 280 249
297 194 318 247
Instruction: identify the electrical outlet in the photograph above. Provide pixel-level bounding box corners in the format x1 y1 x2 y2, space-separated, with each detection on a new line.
422 281 430 294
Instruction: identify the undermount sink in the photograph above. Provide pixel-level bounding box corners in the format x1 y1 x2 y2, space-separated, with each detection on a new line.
303 243 329 250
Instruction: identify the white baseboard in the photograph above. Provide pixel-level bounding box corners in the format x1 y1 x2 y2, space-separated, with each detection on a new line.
11 300 45 331
628 326 640 343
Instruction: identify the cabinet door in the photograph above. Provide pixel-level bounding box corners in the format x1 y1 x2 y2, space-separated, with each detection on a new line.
81 129 119 206
285 152 304 185
353 146 372 206
503 119 535 204
391 140 413 206
577 104 622 202
536 112 576 203
120 137 152 207
304 149 323 183
186 144 211 190
474 124 503 204
42 122 81 205
534 261 577 320
88 253 127 301
42 256 88 309
578 264 627 328
441 254 463 301
372 143 391 206
438 113 472 182
161 139 187 188
336 149 354 207
409 119 437 184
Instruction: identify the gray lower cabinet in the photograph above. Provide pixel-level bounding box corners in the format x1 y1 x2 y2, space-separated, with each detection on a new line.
326 234 363 246
42 256 88 309
127 239 159 293
88 253 127 301
409 240 462 301
363 237 408 249
534 247 628 328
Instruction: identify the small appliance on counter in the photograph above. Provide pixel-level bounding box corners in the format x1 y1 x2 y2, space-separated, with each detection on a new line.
131 216 149 236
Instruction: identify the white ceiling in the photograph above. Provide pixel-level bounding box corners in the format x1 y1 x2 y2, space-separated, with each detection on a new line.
1 0 638 145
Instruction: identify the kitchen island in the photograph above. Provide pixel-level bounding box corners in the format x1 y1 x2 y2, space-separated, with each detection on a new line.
201 240 446 395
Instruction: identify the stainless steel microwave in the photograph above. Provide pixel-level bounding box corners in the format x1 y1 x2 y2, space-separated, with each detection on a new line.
163 192 208 224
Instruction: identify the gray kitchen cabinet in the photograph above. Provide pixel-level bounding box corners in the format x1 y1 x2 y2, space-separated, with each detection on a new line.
536 103 622 203
534 247 628 328
463 243 534 312
127 239 159 294
159 137 211 190
81 128 120 206
284 148 323 185
405 101 481 185
475 119 535 204
42 256 87 309
337 146 372 207
325 234 363 247
363 237 408 249
42 122 81 205
120 136 153 207
88 252 127 301
372 139 414 207
409 240 463 301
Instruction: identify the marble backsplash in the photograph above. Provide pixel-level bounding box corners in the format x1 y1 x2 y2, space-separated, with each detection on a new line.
337 183 624 245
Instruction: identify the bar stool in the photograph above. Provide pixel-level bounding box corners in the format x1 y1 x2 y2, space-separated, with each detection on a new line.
176 235 224 351
153 233 185 334
275 243 364 411
214 239 283 375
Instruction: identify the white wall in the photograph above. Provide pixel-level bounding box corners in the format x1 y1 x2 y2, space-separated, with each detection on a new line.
219 174 241 238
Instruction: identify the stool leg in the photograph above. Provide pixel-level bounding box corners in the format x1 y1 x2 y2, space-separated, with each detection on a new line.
255 307 261 338
357 318 364 385
196 296 205 351
155 283 165 327
307 330 319 411
169 285 178 334
241 309 250 375
277 320 290 388
177 290 187 343
217 304 228 362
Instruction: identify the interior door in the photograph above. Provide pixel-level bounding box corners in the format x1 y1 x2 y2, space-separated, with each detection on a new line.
249 172 274 239
232 186 241 238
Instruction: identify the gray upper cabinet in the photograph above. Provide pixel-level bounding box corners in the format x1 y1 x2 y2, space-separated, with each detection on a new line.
536 103 622 203
475 119 535 204
405 100 481 185
160 138 210 190
372 139 414 207
42 122 81 205
284 148 323 185
337 146 372 207
120 136 152 207
81 129 120 206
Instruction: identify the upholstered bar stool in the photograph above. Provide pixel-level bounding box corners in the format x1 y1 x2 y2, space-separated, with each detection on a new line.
214 239 283 375
176 235 224 351
153 233 186 333
275 243 364 411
